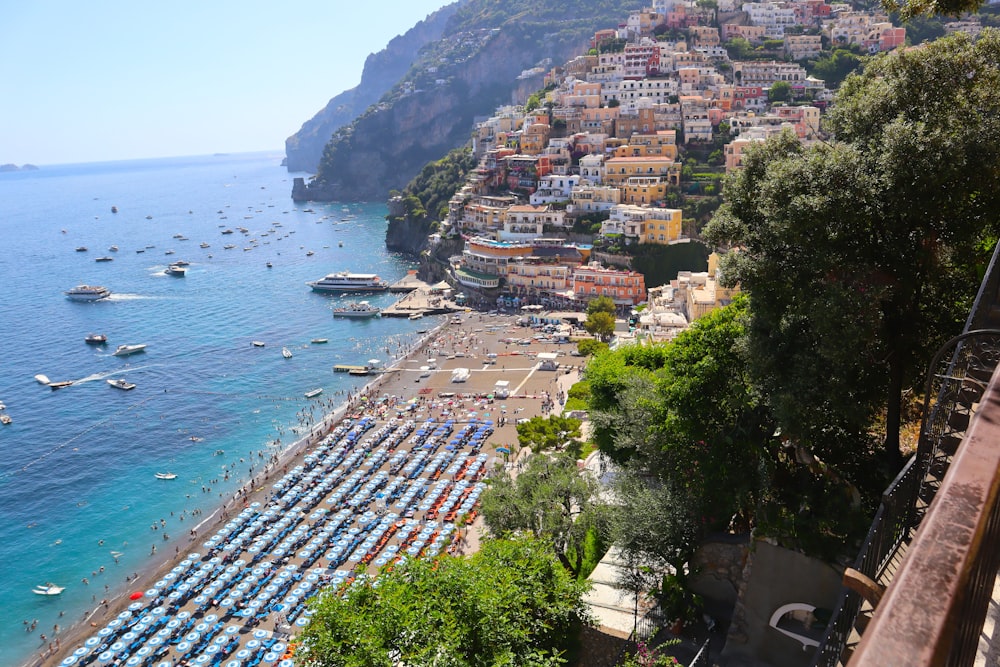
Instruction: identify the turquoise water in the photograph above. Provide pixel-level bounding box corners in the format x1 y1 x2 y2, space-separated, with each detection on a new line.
0 153 429 665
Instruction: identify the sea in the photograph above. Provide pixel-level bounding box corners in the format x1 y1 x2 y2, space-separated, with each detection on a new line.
0 152 431 665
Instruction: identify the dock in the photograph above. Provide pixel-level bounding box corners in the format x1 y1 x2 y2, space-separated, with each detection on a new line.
380 274 466 318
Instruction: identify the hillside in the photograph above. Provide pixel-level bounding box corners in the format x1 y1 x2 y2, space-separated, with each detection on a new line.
283 3 460 174
292 0 637 202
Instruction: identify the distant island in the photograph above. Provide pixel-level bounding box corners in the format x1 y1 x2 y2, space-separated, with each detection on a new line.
0 163 38 172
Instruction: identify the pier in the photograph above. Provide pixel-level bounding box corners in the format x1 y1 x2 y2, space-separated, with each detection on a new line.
380 275 465 319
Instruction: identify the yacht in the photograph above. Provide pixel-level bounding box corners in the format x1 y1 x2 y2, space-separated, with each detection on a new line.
85 333 107 345
112 344 147 357
107 378 136 390
306 271 388 293
165 264 187 276
332 301 381 318
65 285 111 301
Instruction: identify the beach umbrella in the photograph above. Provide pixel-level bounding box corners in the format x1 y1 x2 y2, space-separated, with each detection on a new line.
263 652 280 663
60 657 78 667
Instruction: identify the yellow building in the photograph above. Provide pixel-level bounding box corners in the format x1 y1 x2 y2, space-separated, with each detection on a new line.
622 177 671 207
604 156 681 187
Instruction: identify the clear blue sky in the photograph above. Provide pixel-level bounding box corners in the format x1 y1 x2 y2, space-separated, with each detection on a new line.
0 0 448 166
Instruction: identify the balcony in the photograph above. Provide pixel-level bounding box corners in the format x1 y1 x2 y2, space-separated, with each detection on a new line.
811 242 1000 667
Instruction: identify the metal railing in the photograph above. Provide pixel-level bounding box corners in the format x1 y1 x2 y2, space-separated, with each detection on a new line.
810 241 1000 667
849 363 1000 665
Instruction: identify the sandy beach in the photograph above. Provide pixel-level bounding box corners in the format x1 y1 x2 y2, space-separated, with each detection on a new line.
37 310 586 667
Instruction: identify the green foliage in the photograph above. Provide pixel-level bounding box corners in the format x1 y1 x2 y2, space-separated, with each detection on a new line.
883 0 985 19
806 49 864 89
565 526 609 581
724 37 754 61
584 311 616 342
628 241 711 289
705 32 1000 468
394 147 475 224
586 295 616 316
767 80 791 102
577 341 608 361
620 642 683 667
762 39 785 50
515 415 583 455
299 536 590 667
480 452 609 578
900 15 946 44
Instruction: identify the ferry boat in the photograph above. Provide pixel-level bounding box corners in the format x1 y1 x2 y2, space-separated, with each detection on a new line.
306 271 388 293
65 285 111 301
107 378 136 391
112 344 147 357
332 301 381 318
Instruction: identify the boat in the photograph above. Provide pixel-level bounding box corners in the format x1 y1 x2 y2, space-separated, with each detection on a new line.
221 229 234 235
311 338 328 344
95 256 114 262
112 344 147 357
136 249 145 253
172 260 190 266
154 472 177 480
409 312 424 320
32 583 64 596
332 301 381 318
200 242 210 249
165 264 187 276
305 250 314 257
0 414 10 425
64 285 111 301
109 245 119 252
304 388 323 398
49 380 74 390
282 347 293 359
251 341 266 348
75 247 88 252
306 271 389 293
107 378 136 391
266 262 272 268
85 333 108 345
111 206 118 214
224 244 236 250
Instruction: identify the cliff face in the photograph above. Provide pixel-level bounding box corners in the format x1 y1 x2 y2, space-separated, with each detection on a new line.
294 27 574 203
294 0 634 204
283 4 459 174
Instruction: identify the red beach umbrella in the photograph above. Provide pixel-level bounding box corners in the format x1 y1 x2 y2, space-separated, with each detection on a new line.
129 591 144 600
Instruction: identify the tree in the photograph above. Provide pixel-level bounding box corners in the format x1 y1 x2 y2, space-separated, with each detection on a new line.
577 339 609 357
768 80 791 103
587 296 616 316
584 311 616 342
515 415 583 455
299 536 590 667
705 32 1000 470
480 452 608 578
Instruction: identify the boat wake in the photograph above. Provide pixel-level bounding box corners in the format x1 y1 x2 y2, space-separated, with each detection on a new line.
106 293 158 301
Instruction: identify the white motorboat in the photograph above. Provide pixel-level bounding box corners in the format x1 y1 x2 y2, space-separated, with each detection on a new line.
282 347 293 359
107 378 136 391
251 341 266 348
32 583 65 596
64 285 111 301
304 388 323 398
306 271 388 293
165 264 187 276
332 301 381 318
154 472 177 480
409 312 424 320
113 344 147 357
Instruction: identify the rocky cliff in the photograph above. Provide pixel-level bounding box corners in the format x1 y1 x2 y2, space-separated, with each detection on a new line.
293 1 631 202
283 3 459 174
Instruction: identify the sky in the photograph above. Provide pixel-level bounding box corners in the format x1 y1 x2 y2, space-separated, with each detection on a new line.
0 0 449 166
